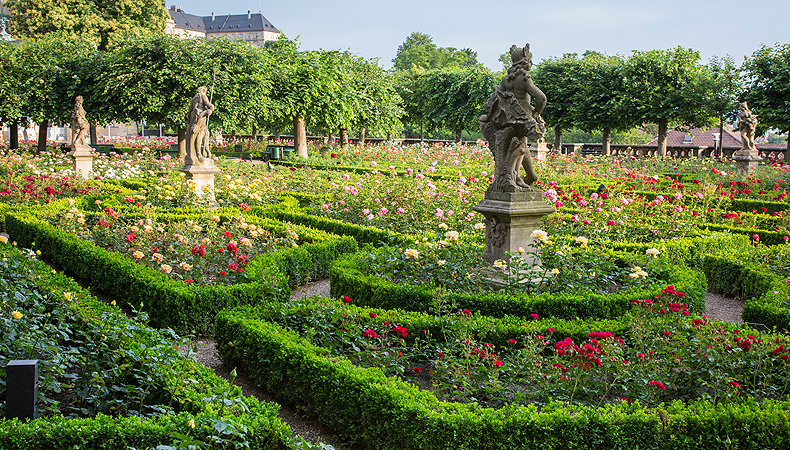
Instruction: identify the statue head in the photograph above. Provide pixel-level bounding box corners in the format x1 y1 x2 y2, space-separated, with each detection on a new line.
509 44 532 70
75 95 83 104
739 101 749 111
197 86 208 95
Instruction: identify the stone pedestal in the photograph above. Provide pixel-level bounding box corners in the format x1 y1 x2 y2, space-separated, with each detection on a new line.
732 149 762 173
68 145 95 179
180 160 221 206
473 189 554 265
530 141 549 162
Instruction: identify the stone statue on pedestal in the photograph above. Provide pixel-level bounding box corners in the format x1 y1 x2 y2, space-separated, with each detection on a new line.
180 86 221 205
737 101 758 151
185 86 215 166
478 44 546 192
473 44 554 266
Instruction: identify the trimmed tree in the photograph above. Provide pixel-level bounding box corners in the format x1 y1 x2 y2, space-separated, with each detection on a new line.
743 43 790 162
623 47 714 156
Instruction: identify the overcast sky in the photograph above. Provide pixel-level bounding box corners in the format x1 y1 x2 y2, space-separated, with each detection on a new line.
177 0 789 69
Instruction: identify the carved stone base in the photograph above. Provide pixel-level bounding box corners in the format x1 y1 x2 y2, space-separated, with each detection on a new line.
68 145 95 179
472 189 554 265
732 149 762 173
180 161 221 206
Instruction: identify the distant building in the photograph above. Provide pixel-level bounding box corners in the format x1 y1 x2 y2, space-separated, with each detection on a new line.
165 5 281 47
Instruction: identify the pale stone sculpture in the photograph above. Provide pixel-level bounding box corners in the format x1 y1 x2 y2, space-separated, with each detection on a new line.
478 44 546 193
180 87 221 204
68 96 95 178
70 96 90 149
732 101 762 172
474 44 553 266
737 101 758 150
185 86 215 166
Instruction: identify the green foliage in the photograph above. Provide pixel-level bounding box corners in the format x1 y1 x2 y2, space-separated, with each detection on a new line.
215 306 790 449
392 32 483 72
743 43 790 136
0 243 293 449
6 0 169 50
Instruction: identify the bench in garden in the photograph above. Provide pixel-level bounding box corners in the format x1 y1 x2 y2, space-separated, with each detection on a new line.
264 145 295 160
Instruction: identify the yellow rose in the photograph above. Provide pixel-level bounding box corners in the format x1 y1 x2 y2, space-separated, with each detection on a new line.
11 310 22 320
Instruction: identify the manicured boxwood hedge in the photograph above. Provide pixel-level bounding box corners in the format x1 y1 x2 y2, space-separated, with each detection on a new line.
0 244 294 450
216 306 790 450
3 207 357 334
329 250 707 321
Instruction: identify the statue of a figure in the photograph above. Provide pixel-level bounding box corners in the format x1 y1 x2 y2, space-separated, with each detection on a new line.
737 101 758 150
70 96 90 148
479 44 546 192
186 86 215 165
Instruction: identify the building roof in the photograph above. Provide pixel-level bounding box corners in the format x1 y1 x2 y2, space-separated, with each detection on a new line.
168 9 207 33
646 127 741 147
205 12 280 34
168 6 280 34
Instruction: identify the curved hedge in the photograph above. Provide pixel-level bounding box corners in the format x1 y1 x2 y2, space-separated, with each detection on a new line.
329 251 707 320
3 208 357 334
0 243 293 450
216 306 790 450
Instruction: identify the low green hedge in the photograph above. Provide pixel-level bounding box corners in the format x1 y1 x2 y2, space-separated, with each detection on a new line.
216 306 790 450
3 209 357 334
0 243 293 449
329 250 707 320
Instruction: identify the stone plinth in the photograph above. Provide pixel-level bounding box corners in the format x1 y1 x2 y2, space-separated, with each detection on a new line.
473 189 554 265
732 149 762 173
530 141 549 162
180 160 221 206
68 145 95 179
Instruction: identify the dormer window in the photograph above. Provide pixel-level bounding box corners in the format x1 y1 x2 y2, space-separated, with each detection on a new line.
683 134 693 144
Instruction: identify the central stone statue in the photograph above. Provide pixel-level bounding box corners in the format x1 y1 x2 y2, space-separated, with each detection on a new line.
479 44 546 192
185 86 215 166
473 44 553 266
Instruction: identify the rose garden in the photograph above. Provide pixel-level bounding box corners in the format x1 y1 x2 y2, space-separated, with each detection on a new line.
2 26 790 450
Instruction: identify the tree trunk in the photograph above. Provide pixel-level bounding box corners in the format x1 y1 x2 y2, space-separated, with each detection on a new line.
358 128 365 146
252 124 258 141
38 119 49 153
294 116 307 158
554 128 562 153
455 126 462 143
601 127 611 155
711 117 724 156
339 128 349 151
656 118 668 157
387 132 393 142
786 119 790 163
328 132 335 143
273 127 280 142
231 130 236 142
177 127 187 157
10 121 18 149
89 123 97 146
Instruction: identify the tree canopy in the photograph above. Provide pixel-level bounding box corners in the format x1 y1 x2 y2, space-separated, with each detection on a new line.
743 43 790 139
6 0 168 49
392 32 482 72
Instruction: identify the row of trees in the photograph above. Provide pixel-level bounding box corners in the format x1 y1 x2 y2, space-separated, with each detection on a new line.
532 45 790 155
391 33 790 155
1 27 788 157
0 33 401 156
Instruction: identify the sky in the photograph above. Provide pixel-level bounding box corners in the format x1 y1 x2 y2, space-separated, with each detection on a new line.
177 0 789 69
